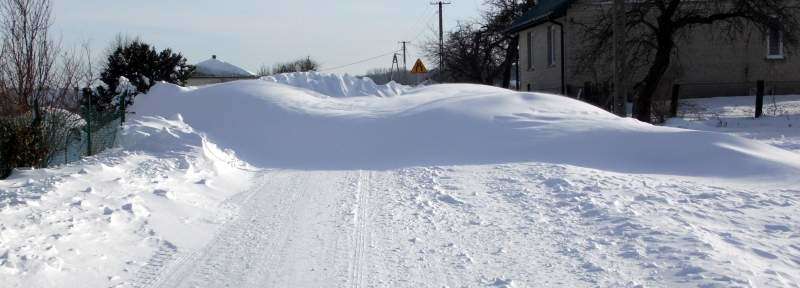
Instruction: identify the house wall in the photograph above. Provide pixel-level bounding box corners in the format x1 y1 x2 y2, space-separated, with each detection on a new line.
517 0 800 98
675 24 800 97
517 0 608 96
518 20 567 94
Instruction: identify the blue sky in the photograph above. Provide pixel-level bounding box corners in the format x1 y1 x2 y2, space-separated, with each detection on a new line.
53 0 484 75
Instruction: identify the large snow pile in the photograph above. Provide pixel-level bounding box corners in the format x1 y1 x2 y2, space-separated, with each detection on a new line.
193 57 255 77
262 72 408 97
133 80 800 178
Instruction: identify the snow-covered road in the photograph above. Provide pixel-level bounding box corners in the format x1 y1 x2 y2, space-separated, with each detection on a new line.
129 165 798 288
4 81 799 288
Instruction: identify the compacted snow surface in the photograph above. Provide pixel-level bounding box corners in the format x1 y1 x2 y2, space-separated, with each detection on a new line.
1 79 799 288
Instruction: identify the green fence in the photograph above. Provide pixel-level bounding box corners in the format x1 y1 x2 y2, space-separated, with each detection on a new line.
48 91 129 166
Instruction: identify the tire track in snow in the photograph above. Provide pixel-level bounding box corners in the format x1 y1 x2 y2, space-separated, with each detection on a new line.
147 174 286 288
349 171 371 288
127 241 179 288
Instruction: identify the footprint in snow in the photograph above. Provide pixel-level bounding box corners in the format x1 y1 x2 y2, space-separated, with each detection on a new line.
153 189 170 198
764 224 791 233
489 278 516 288
752 248 779 259
437 194 464 205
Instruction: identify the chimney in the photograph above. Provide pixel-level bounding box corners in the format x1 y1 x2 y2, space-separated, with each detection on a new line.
212 55 217 59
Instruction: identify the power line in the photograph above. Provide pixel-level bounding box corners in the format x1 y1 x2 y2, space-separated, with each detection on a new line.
411 11 439 43
404 5 436 40
318 4 439 74
320 49 400 72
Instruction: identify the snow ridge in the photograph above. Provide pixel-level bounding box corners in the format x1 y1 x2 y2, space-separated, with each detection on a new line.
133 80 800 178
262 72 408 97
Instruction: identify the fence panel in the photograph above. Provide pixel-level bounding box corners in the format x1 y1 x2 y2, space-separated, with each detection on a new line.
47 91 128 166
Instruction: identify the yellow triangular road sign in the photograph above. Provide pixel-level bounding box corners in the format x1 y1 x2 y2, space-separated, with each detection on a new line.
410 59 428 74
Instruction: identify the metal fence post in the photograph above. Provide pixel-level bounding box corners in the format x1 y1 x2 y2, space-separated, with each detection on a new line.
86 90 92 156
670 84 681 117
756 80 765 118
120 92 126 124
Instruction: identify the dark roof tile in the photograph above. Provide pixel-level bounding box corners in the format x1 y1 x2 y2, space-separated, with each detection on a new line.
507 0 576 33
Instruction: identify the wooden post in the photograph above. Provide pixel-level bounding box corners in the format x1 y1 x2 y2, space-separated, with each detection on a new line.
670 84 680 117
756 80 765 118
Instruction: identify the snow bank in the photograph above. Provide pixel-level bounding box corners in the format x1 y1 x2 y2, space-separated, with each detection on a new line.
262 72 408 97
0 115 250 287
131 80 800 178
194 57 255 77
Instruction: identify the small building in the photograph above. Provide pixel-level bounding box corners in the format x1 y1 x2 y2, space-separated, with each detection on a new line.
507 0 800 99
187 55 258 86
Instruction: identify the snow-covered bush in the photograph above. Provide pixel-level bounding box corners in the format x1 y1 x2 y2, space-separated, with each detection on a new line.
98 39 194 109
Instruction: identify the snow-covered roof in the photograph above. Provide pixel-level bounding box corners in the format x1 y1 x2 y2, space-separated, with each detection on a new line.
193 56 256 78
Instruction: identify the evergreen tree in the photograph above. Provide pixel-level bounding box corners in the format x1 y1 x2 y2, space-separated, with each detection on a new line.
98 40 194 108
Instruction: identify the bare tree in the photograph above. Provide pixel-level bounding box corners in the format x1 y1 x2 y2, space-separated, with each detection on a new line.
483 0 536 88
576 0 800 123
257 64 271 77
424 0 533 86
425 21 508 84
0 0 84 176
266 56 320 75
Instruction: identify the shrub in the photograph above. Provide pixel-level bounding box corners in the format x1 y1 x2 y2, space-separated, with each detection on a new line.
99 39 194 107
260 56 320 76
0 118 48 178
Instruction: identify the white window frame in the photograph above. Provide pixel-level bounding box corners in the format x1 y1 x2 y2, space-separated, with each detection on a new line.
767 21 785 59
547 25 557 67
527 31 534 70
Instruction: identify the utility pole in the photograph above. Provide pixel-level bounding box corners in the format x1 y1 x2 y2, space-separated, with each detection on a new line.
431 1 451 77
391 53 401 81
399 41 410 71
612 0 627 116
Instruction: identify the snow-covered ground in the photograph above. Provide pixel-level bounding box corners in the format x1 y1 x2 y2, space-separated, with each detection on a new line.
667 95 800 153
1 80 799 288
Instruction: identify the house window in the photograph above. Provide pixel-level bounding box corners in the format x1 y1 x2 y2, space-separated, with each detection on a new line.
527 31 534 70
767 24 784 59
547 25 556 67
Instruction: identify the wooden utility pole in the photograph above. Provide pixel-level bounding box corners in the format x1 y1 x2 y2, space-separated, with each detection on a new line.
399 41 410 71
431 1 451 77
613 0 626 116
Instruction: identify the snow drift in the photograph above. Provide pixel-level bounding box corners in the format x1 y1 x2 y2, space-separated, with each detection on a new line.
262 72 408 97
0 115 249 288
132 80 800 178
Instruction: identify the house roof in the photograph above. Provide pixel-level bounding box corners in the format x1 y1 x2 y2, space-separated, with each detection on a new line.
507 0 576 34
193 56 256 78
